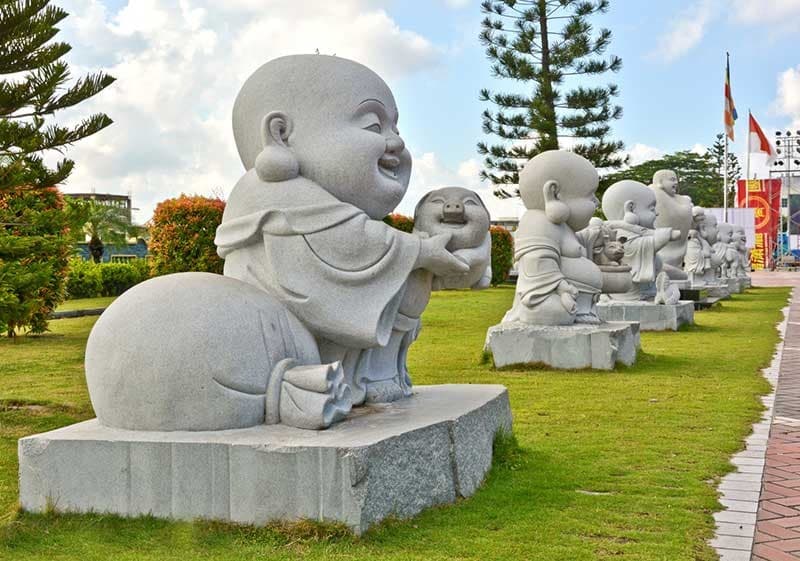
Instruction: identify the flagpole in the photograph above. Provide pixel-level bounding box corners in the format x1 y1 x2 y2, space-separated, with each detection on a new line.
724 130 729 222
746 109 751 208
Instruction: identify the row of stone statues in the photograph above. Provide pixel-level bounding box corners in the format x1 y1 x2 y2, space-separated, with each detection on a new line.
485 149 751 369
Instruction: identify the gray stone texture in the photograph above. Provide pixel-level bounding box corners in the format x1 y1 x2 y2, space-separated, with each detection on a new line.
596 300 694 331
485 321 638 370
19 385 511 535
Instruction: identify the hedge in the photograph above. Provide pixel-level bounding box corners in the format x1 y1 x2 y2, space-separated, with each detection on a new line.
66 258 152 298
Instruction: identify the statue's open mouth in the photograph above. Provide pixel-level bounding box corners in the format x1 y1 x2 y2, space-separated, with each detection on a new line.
378 155 399 180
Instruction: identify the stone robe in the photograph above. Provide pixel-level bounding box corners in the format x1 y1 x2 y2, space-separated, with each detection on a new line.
215 171 421 404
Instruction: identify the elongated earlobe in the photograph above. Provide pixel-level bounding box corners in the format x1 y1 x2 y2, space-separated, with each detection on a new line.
543 180 570 224
623 200 639 225
254 111 299 182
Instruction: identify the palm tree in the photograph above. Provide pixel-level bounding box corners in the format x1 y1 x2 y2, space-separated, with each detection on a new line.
65 198 140 262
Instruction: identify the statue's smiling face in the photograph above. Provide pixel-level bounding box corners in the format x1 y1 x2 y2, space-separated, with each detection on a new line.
414 187 490 250
660 172 678 195
290 79 412 219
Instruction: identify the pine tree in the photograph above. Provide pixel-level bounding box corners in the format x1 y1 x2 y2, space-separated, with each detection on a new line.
0 0 115 335
709 133 742 203
478 0 625 197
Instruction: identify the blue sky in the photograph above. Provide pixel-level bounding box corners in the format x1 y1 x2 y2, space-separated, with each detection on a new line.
54 0 800 222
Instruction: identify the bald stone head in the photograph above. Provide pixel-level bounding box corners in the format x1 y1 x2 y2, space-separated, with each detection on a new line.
232 54 412 219
652 170 679 196
518 150 599 231
602 180 658 228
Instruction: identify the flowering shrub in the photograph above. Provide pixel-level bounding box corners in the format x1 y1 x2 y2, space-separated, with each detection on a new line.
490 225 514 286
148 195 225 276
0 186 71 335
383 213 414 233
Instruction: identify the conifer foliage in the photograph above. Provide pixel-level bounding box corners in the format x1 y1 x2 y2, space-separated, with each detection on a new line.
478 0 625 197
0 0 115 335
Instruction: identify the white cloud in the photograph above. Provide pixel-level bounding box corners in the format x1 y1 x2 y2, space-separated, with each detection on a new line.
625 143 664 166
442 0 470 8
730 0 800 24
52 0 444 224
691 143 708 155
775 65 800 128
649 0 716 63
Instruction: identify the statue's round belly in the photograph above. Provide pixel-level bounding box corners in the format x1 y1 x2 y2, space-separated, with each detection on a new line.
561 256 603 292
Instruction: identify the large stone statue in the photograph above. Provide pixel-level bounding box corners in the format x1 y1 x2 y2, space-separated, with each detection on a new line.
502 150 603 326
485 150 638 370
19 54 512 534
683 207 712 285
650 170 691 280
733 225 751 277
601 180 680 301
715 223 740 279
215 55 478 405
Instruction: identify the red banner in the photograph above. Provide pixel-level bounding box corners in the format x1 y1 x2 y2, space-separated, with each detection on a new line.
737 179 781 270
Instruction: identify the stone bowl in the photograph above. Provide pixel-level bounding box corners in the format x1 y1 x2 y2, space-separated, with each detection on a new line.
599 265 633 294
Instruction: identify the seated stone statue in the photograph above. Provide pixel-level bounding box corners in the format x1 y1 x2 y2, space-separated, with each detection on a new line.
503 150 603 326
601 180 680 301
650 169 691 280
683 207 711 285
698 211 725 283
715 223 740 278
214 55 473 405
733 225 750 276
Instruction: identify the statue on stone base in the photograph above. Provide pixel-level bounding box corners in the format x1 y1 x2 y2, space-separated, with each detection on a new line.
85 54 491 430
502 150 603 326
601 180 680 301
714 223 740 279
650 170 691 280
733 225 750 277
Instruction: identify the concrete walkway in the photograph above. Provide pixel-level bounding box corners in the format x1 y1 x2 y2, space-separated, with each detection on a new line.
710 272 800 561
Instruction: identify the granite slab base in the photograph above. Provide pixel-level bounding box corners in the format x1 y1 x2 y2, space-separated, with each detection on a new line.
485 321 639 370
596 300 694 331
18 384 511 535
728 277 746 294
706 283 731 299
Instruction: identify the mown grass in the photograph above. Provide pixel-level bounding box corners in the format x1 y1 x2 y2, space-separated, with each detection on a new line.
0 285 789 560
54 297 115 312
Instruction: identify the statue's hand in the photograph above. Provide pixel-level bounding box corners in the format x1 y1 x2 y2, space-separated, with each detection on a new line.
556 280 578 314
418 233 470 276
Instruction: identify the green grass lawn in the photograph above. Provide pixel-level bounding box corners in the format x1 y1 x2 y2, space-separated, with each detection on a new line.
54 297 115 312
0 286 789 560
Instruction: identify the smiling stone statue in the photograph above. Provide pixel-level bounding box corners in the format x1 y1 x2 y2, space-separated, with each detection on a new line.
215 55 474 404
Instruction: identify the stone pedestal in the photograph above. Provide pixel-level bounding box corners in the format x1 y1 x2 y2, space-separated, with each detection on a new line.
705 282 731 299
485 322 639 370
596 300 694 331
19 385 511 535
724 277 743 294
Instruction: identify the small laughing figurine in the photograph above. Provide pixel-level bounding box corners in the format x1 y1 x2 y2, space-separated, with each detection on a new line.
215 55 469 405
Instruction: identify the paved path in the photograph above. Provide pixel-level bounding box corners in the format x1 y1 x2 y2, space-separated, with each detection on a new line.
710 272 800 561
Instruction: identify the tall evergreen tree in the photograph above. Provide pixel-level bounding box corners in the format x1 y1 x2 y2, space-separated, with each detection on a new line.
0 0 115 335
478 0 625 198
709 133 742 202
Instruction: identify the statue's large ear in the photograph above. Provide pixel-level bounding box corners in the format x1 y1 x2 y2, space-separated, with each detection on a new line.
623 200 639 225
543 180 570 224
254 111 299 182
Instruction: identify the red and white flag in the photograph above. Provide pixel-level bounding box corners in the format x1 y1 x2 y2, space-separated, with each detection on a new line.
748 112 775 166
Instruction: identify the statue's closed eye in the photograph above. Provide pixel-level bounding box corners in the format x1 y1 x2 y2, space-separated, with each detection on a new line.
364 123 381 134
